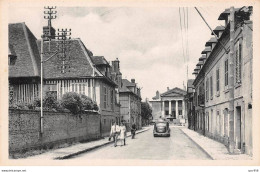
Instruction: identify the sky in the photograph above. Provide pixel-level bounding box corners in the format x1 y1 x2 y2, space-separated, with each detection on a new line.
9 5 229 100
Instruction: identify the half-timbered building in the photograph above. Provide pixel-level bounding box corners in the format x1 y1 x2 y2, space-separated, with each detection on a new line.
9 22 120 136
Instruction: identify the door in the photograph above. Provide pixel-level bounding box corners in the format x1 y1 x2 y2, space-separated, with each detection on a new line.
236 106 242 149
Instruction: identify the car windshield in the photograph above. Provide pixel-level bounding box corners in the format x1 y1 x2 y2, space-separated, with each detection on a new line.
156 123 167 127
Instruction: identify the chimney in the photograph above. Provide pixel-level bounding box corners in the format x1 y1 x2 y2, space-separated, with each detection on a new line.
156 91 160 99
167 87 169 91
112 58 120 73
131 79 135 83
43 26 56 41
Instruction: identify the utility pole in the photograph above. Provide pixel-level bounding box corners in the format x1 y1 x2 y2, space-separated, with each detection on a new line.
40 6 71 137
228 6 235 153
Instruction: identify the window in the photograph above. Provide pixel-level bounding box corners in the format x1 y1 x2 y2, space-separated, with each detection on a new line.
79 84 82 94
225 59 229 86
165 110 169 115
210 76 213 99
216 68 220 93
82 84 85 95
206 78 209 101
104 86 107 109
75 83 78 92
235 42 242 83
111 90 114 110
72 84 74 92
88 80 91 97
205 112 209 131
72 83 86 95
217 111 220 135
224 108 229 137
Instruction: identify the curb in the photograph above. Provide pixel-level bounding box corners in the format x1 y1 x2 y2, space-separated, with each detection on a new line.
55 128 150 160
180 129 214 160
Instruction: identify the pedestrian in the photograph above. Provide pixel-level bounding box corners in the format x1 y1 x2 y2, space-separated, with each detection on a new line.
119 121 127 146
109 122 120 147
130 123 136 139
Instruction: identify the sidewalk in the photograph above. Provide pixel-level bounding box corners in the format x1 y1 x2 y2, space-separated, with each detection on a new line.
181 128 252 160
25 126 151 160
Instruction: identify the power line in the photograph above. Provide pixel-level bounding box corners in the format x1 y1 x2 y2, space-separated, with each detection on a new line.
185 7 189 82
179 7 186 65
178 7 190 88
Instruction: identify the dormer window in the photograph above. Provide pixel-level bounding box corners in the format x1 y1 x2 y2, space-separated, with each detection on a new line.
9 55 17 66
9 44 17 66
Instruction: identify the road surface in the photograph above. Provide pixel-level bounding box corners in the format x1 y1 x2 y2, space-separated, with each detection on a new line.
70 126 211 160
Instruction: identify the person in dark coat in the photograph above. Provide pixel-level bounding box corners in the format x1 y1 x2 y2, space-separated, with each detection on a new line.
131 123 136 139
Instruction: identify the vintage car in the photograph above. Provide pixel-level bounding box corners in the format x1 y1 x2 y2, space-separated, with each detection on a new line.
153 120 170 137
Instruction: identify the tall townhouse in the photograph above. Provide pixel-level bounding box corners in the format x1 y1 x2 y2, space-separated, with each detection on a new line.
192 6 253 156
119 79 142 130
111 58 142 130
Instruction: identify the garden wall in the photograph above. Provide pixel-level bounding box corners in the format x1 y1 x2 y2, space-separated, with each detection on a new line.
9 109 101 154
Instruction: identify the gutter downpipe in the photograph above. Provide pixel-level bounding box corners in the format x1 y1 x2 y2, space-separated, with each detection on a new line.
228 6 236 153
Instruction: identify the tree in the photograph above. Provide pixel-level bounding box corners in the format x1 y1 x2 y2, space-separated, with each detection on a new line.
141 102 152 125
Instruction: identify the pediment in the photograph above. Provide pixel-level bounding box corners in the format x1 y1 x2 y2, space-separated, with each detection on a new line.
163 92 184 97
161 87 186 97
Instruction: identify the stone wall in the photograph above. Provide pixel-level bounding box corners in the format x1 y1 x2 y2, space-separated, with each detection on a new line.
9 109 101 153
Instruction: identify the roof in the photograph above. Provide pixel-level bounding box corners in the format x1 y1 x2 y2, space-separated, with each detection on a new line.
201 47 211 54
91 56 110 66
9 23 41 78
160 87 186 97
205 37 217 46
218 8 240 20
36 38 103 79
119 79 141 98
122 79 136 87
199 55 206 61
211 26 225 35
196 61 204 66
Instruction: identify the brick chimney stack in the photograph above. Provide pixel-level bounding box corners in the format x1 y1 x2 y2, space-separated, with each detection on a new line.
112 58 120 74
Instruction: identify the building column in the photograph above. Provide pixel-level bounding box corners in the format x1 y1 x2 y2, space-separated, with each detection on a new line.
176 100 179 119
182 100 185 119
169 101 172 116
162 101 165 118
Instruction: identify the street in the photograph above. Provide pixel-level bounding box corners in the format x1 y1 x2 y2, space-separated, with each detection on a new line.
70 126 212 160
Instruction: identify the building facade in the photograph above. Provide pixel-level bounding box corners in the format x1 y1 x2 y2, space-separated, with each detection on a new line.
8 22 120 136
185 79 195 130
191 6 253 156
119 79 142 130
150 87 187 124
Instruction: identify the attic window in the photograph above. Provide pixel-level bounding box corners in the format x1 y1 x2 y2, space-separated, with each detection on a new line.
9 55 17 66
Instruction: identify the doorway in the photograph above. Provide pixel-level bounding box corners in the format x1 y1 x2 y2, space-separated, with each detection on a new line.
236 106 242 149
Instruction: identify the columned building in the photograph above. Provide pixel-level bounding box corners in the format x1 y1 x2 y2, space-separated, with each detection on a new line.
150 87 187 123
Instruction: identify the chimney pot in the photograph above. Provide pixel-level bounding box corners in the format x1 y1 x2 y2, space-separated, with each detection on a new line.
131 79 135 83
167 87 169 91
